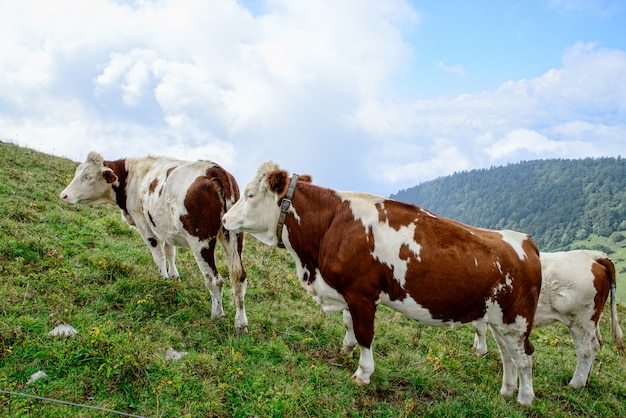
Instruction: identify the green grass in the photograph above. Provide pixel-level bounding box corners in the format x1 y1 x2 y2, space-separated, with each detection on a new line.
1 141 625 417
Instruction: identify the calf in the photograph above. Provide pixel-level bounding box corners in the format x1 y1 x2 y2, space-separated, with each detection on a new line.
222 162 542 406
473 250 624 388
60 152 248 334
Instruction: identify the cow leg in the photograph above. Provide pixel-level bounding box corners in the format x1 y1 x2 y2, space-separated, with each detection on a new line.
345 302 376 386
342 309 358 353
352 346 375 386
163 243 180 279
472 319 488 356
192 239 225 320
568 323 600 388
142 235 169 278
489 328 518 397
219 231 248 335
490 324 535 406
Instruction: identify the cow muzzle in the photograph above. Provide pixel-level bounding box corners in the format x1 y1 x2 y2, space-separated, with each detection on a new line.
222 215 236 231
59 191 76 204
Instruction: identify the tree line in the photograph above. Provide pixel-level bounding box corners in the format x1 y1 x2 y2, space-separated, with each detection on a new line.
390 157 626 250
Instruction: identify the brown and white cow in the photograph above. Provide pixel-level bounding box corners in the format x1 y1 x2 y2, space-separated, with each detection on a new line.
60 152 248 334
222 161 542 406
472 250 624 388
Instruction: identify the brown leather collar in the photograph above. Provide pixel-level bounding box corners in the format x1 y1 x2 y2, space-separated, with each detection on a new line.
276 174 299 248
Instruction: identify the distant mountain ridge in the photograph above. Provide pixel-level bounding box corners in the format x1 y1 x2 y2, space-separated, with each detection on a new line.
390 158 626 250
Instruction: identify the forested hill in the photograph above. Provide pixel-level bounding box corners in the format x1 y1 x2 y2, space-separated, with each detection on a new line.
389 157 626 250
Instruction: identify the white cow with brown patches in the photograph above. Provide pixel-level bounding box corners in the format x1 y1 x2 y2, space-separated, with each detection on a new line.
60 152 249 334
473 250 624 388
222 161 542 406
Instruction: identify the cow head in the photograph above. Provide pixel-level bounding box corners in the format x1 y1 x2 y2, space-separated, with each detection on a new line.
222 161 311 246
59 151 119 205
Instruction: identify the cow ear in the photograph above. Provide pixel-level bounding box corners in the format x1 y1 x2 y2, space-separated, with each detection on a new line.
266 170 289 195
102 168 118 184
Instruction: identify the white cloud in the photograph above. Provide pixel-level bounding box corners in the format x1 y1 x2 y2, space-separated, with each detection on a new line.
352 42 626 188
0 40 56 97
379 137 471 183
0 0 420 193
486 129 558 158
95 49 157 107
437 58 466 77
0 1 624 197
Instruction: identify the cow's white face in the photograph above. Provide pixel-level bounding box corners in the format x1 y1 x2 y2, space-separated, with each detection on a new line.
60 152 117 205
223 163 282 246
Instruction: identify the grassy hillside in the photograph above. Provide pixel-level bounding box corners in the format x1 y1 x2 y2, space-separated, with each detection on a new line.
1 142 625 417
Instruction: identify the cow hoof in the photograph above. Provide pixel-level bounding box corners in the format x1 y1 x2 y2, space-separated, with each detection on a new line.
342 342 357 353
516 393 534 407
350 372 370 386
236 326 249 336
568 379 585 389
473 348 488 357
499 385 517 398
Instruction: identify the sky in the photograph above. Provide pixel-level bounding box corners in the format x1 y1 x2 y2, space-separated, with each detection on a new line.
1 0 625 197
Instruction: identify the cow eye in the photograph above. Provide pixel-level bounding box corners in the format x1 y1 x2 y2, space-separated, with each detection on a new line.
83 175 93 182
246 192 255 199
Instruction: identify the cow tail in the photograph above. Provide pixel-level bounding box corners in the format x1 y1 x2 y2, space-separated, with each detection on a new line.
598 257 625 350
207 166 232 239
214 169 246 284
218 182 231 240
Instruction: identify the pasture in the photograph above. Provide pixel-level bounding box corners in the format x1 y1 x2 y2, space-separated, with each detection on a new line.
1 142 625 417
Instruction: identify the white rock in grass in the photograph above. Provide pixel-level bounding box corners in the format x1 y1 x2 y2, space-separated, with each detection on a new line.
27 371 48 385
49 324 78 337
165 348 188 361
